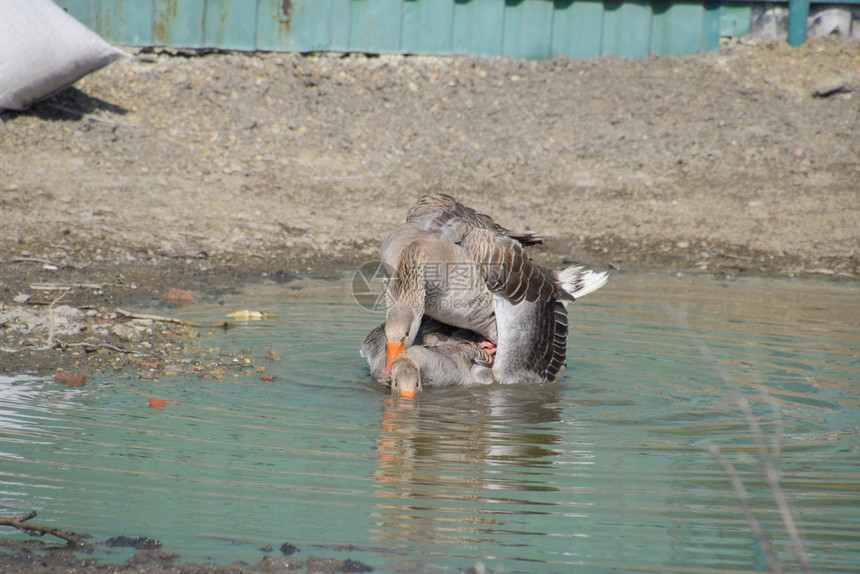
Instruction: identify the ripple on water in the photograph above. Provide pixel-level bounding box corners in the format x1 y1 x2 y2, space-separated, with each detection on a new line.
0 273 858 572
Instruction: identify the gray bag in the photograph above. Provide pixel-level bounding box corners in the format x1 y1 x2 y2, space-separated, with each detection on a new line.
0 0 126 111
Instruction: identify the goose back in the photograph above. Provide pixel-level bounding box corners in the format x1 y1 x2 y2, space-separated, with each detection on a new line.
405 193 543 246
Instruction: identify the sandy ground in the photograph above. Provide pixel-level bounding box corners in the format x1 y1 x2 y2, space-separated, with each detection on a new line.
0 36 858 572
2 35 858 376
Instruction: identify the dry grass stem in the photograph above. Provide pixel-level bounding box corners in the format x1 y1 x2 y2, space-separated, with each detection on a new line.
0 511 85 547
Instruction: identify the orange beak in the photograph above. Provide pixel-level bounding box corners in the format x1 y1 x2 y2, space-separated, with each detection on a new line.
399 388 416 399
385 341 404 374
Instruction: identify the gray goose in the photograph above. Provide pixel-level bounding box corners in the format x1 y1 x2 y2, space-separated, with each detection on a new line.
389 343 494 398
381 194 607 384
360 320 493 397
360 318 458 383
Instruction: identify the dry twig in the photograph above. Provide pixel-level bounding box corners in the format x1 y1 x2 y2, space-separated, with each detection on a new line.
30 283 106 291
65 341 129 353
115 308 190 325
115 308 225 329
661 302 812 574
707 444 782 574
0 511 85 547
45 290 69 348
11 257 59 266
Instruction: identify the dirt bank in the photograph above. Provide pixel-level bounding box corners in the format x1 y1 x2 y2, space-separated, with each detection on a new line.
1 35 859 370
2 35 859 376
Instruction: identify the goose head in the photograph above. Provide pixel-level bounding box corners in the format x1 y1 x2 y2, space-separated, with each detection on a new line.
383 301 422 373
383 254 425 372
389 356 421 398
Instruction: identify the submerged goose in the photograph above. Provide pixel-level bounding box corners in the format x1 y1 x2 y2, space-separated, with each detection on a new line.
381 194 608 384
361 321 493 397
360 318 457 383
389 343 494 398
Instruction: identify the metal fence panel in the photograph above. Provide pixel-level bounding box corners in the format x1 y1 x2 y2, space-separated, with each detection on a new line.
53 0 822 58
551 1 605 59
602 1 653 58
502 0 555 59
154 0 205 47
452 0 505 57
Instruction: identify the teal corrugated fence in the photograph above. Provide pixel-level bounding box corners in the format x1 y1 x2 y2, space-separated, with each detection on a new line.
53 0 846 59
54 0 735 58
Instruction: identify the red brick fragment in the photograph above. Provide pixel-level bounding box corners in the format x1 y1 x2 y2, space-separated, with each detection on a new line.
163 288 193 302
54 372 86 387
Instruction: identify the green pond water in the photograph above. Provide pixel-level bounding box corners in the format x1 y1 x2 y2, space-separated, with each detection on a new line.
1 272 858 573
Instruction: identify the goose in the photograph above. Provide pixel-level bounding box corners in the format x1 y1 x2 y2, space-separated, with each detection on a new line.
360 320 493 397
381 194 607 383
360 318 460 383
389 343 494 398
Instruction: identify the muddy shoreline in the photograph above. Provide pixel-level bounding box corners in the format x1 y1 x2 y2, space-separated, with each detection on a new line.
0 533 379 574
0 36 858 572
2 35 858 375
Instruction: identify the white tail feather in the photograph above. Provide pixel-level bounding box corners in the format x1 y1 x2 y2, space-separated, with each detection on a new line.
558 265 609 301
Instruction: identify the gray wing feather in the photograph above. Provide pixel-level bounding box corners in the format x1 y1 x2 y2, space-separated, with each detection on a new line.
459 228 572 304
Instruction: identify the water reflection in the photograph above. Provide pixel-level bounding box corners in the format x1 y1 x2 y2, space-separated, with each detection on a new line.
371 384 572 551
0 274 858 572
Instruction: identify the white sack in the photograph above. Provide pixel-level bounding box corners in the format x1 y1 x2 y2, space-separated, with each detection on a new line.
0 0 126 111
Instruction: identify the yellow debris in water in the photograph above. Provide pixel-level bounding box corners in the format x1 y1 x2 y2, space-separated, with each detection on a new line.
227 310 279 321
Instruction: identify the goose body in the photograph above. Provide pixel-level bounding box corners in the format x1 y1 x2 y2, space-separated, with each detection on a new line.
384 235 497 345
492 298 567 383
380 194 608 383
389 343 494 398
360 320 493 396
361 318 456 382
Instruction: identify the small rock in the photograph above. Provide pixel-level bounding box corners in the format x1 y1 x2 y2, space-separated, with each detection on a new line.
279 542 300 556
306 556 342 572
53 305 85 320
270 270 298 283
342 558 374 572
812 77 847 98
125 550 179 566
13 293 30 303
111 323 142 342
253 554 294 572
105 535 162 550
